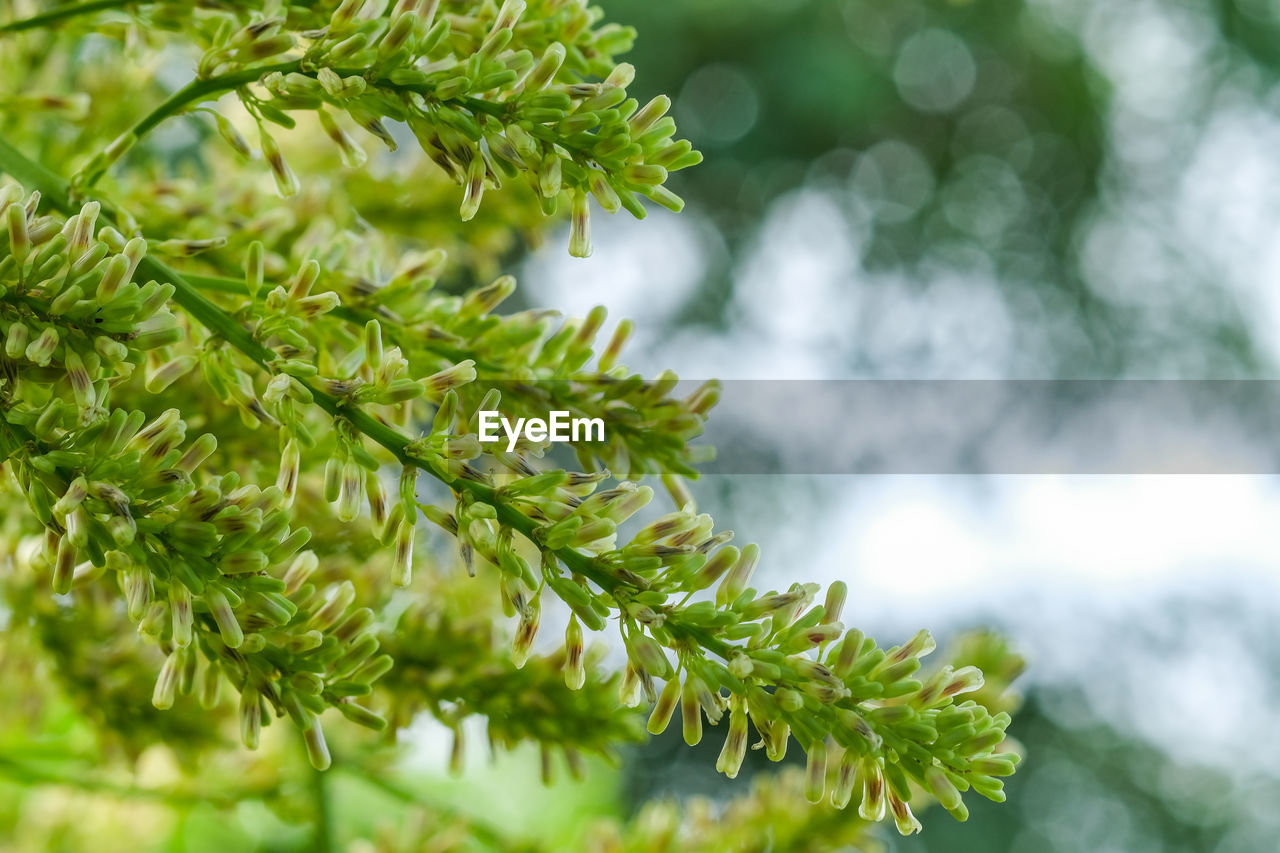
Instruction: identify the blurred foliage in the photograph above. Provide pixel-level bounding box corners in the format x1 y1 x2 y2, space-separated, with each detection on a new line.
604 0 1280 376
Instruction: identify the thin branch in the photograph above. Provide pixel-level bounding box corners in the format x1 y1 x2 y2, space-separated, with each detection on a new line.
0 0 133 35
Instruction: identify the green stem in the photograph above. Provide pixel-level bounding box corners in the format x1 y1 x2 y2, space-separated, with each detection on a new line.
0 0 132 34
81 61 302 187
0 134 730 663
306 737 335 853
80 62 576 188
0 752 272 807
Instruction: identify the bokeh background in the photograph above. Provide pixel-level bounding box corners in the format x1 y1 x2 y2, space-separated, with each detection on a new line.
515 0 1280 850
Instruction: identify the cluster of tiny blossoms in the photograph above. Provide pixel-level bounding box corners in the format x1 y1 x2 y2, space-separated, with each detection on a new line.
84 0 699 258
0 191 386 769
0 0 1023 838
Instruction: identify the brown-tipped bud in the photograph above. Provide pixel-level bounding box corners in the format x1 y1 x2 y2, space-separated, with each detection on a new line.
511 593 540 668
170 582 193 648
205 586 244 648
589 172 621 214
569 190 592 258
459 154 486 222
392 523 414 587
926 766 967 819
628 632 673 679
889 790 923 836
618 663 642 707
832 749 859 809
240 687 261 749
716 702 749 779
525 43 566 92
145 355 198 393
647 677 680 735
823 580 847 625
309 581 356 632
599 318 632 374
152 650 182 710
284 551 319 595
858 758 887 822
425 359 477 394
318 108 366 167
765 719 789 762
67 201 99 255
717 543 759 607
277 438 300 505
302 716 331 770
4 322 29 359
244 240 264 300
629 95 670 136
335 458 365 522
680 677 702 746
564 615 585 690
259 125 299 197
25 326 59 367
52 537 76 595
691 545 739 591
804 740 828 803
7 202 30 264
329 0 363 30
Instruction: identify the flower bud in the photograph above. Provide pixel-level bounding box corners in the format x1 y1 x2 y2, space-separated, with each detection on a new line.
628 632 672 679
569 191 591 258
459 154 485 221
716 702 749 779
805 739 828 803
525 43 566 92
152 650 182 710
205 586 243 648
239 689 263 749
52 536 76 595
765 719 789 761
618 663 642 707
335 458 364 522
392 523 414 587
680 677 702 745
629 95 670 136
832 749 858 809
25 326 59 367
259 125 299 198
823 580 847 625
170 582 193 648
717 543 759 607
7 202 30 264
145 355 198 393
4 322 29 359
284 551 319 595
647 677 680 735
858 758 886 822
563 615 585 690
889 790 923 836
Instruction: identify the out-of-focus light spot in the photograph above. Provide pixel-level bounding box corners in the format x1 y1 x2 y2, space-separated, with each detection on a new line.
953 105 1035 172
675 63 760 148
849 140 935 224
941 155 1027 244
893 28 977 113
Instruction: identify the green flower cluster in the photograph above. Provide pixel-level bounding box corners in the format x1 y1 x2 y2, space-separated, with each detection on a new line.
0 191 387 770
76 0 699 258
0 0 1022 842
